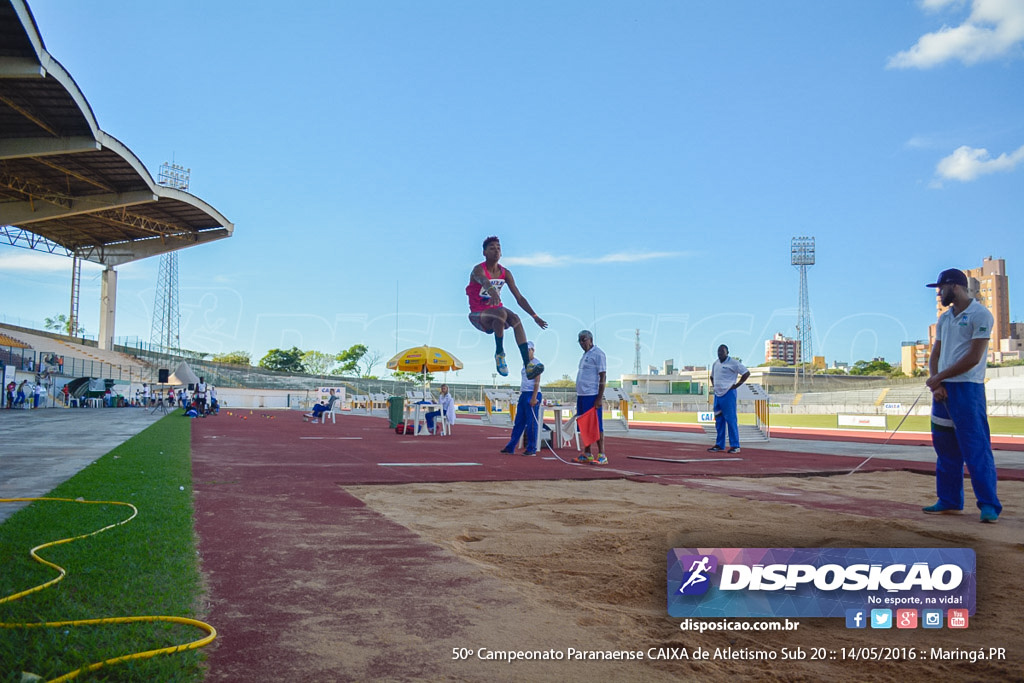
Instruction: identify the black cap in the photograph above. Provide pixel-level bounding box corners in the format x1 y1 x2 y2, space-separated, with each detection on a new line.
926 268 968 288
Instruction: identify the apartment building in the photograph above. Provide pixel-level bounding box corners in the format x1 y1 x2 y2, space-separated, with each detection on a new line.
764 332 800 365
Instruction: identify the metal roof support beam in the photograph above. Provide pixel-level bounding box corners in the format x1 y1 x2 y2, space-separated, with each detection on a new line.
0 190 158 225
0 137 101 160
73 227 231 266
0 93 59 136
0 225 72 255
92 207 197 242
0 171 72 209
0 57 47 78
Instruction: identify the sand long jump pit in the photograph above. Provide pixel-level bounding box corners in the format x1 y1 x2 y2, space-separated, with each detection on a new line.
345 471 1022 681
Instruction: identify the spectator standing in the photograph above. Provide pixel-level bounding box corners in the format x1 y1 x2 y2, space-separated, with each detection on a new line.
15 380 27 408
195 377 208 416
575 330 608 465
5 380 14 409
500 344 543 455
708 344 750 454
922 268 1002 524
32 381 43 409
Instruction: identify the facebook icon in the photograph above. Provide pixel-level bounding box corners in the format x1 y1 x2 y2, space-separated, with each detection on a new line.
845 609 867 629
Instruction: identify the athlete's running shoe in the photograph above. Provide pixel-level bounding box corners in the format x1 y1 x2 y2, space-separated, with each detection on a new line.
495 352 509 376
592 454 608 465
525 359 544 380
922 502 962 515
576 453 594 464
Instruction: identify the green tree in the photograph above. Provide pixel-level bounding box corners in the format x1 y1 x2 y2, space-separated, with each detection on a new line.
302 350 336 376
44 313 84 336
849 359 893 376
259 347 306 373
358 348 383 377
211 350 252 366
334 344 368 375
758 360 790 367
543 374 576 389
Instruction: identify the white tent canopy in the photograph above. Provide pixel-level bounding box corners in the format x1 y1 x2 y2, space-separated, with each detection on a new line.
167 361 200 386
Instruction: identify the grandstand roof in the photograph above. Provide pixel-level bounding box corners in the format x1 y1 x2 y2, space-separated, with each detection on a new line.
0 0 233 266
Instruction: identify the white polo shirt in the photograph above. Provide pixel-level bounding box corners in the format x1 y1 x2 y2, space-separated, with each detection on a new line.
576 346 607 396
936 298 992 384
711 357 748 397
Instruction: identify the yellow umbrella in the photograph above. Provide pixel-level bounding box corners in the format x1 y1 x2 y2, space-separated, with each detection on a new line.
386 345 464 374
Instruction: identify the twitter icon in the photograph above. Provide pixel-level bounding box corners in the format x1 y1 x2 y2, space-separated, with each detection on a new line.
870 609 892 629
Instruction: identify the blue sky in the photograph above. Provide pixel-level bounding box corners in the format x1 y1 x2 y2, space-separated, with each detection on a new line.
2 0 1023 383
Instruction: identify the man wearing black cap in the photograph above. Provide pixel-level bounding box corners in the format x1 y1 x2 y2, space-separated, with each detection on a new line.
923 268 1001 523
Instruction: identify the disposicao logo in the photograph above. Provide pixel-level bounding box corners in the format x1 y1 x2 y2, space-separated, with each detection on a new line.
667 548 975 619
676 555 718 596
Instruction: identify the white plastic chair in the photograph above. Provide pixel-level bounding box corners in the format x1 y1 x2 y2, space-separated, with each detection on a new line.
435 409 451 436
320 399 340 425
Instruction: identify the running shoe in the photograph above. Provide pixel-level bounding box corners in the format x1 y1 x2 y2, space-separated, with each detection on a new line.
576 453 595 464
922 502 962 515
525 359 544 379
707 446 724 453
728 447 741 454
522 450 538 457
592 454 608 465
495 352 509 376
499 447 514 454
980 505 999 524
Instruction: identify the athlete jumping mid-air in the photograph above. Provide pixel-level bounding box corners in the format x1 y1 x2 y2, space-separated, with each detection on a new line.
466 236 547 378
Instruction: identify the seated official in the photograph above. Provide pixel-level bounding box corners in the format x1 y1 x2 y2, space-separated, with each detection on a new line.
307 389 339 422
425 384 456 434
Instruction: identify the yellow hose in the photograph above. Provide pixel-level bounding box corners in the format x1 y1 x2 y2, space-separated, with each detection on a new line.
0 497 217 682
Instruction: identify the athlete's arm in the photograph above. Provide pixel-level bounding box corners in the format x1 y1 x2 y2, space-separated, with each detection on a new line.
504 270 548 329
926 340 946 401
470 265 502 306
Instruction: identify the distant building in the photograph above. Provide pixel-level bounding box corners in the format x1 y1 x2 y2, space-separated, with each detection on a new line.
764 332 800 365
901 340 930 376
994 322 1024 363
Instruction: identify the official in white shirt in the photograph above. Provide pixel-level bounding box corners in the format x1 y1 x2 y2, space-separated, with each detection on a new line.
709 344 750 453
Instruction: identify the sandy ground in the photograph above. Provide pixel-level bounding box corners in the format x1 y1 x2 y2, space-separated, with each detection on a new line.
346 471 1023 682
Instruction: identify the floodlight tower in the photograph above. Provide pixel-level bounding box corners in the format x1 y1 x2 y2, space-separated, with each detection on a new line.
150 161 190 352
634 329 641 375
791 236 815 382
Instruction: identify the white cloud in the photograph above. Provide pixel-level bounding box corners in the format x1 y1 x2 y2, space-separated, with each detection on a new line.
503 250 688 267
888 0 1024 68
0 251 85 273
934 143 1024 182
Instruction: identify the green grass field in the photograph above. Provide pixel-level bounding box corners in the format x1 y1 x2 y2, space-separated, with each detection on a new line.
0 415 206 682
630 411 1024 435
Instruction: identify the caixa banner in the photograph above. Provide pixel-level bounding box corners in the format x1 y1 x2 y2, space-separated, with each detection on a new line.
667 548 975 618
